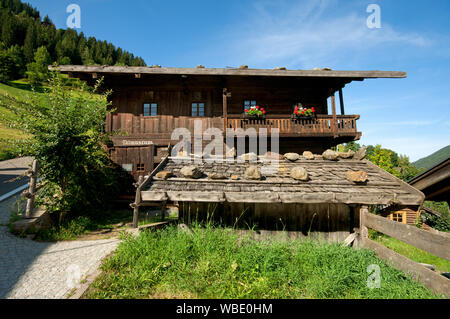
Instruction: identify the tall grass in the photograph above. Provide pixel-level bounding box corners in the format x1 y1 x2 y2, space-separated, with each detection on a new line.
87 224 438 299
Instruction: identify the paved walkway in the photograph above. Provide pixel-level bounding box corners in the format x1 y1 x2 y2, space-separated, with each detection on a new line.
0 157 34 199
0 195 120 299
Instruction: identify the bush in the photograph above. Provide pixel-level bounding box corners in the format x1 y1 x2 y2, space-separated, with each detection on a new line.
0 69 131 221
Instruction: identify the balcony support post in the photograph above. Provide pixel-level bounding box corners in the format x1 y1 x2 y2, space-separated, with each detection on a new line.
223 88 229 130
339 88 345 115
331 92 338 138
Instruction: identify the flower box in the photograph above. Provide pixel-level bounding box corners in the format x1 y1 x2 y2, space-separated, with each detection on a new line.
244 105 266 119
292 105 316 121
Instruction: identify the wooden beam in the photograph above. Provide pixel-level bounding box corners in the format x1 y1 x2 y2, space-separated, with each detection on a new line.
363 210 450 260
363 238 449 297
339 88 345 115
132 175 144 228
330 92 338 138
25 160 39 218
359 205 369 247
223 88 228 130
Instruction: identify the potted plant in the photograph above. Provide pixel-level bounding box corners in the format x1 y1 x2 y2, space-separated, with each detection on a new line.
293 104 316 120
244 105 266 119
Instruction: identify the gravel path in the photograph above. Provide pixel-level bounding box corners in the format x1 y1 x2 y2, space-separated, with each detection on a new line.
0 195 119 299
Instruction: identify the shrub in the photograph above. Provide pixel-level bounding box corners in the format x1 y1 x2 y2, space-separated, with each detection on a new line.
0 69 131 221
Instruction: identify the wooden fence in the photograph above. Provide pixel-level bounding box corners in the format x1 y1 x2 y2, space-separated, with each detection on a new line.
359 206 450 297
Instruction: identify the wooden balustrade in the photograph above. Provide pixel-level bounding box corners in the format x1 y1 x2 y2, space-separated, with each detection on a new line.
107 114 360 137
227 115 360 136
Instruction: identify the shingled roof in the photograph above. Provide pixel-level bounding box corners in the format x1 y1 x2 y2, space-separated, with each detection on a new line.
139 153 424 206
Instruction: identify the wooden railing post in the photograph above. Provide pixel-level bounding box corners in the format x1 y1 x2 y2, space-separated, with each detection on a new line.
223 88 229 129
359 205 369 246
132 175 144 228
25 160 39 218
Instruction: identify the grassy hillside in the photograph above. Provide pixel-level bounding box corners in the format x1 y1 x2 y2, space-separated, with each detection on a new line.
0 80 36 161
414 145 450 171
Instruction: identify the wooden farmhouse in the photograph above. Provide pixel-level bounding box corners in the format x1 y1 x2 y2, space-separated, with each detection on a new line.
56 65 426 240
409 157 450 205
56 65 406 179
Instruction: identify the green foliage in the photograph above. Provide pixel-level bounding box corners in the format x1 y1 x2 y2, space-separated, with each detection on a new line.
367 145 401 178
86 225 438 299
397 154 423 181
34 209 132 241
339 142 423 182
26 46 51 85
0 0 146 82
413 145 450 171
0 70 130 217
338 142 361 152
422 201 450 232
0 46 14 82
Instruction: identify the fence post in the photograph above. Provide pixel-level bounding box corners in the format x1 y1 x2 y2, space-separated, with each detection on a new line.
25 160 39 218
132 175 144 228
359 205 369 247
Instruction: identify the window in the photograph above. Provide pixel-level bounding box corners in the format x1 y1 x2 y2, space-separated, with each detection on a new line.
143 103 158 117
392 213 404 223
136 163 145 172
192 103 205 117
244 100 257 110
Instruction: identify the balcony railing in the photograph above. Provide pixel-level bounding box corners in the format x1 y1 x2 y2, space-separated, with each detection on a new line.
107 114 360 138
227 114 360 137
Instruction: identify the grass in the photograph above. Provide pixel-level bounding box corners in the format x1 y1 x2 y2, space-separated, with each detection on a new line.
0 81 36 161
85 224 439 299
370 230 450 273
32 207 174 241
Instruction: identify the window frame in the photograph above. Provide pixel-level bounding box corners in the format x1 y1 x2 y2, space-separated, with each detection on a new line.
143 102 158 117
244 100 257 111
191 102 206 117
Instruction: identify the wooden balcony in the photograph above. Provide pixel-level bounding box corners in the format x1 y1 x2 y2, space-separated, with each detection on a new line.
107 114 361 144
226 114 360 137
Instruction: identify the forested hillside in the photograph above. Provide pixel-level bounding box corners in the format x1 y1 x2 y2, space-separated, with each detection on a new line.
413 145 450 171
0 0 146 82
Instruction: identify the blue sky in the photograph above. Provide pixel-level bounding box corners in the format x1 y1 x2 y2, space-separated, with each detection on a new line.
27 0 450 161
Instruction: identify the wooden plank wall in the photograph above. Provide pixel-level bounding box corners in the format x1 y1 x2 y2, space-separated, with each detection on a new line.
179 202 357 242
108 76 337 122
110 145 154 180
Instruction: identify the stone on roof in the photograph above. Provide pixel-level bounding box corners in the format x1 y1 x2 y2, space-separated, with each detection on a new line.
140 153 424 206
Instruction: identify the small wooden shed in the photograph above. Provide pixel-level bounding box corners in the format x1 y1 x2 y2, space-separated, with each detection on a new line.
133 150 425 242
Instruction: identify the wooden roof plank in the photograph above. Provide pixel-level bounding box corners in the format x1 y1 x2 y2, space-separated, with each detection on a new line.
51 65 407 79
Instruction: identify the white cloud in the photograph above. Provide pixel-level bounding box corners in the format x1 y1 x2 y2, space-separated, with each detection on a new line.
224 0 430 68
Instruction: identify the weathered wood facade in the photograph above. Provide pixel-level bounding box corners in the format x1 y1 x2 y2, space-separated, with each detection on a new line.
56 65 406 180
